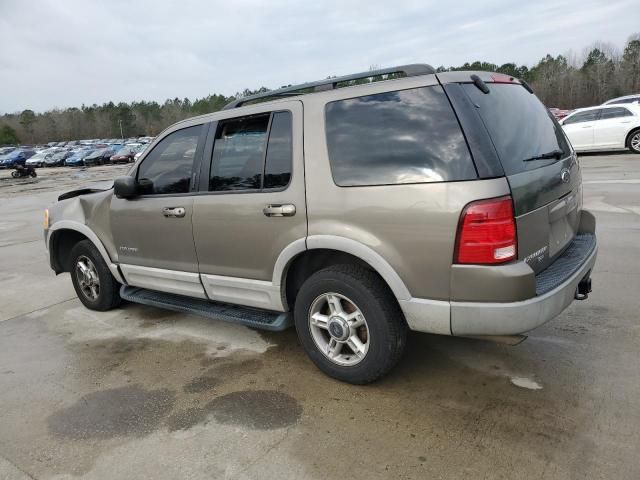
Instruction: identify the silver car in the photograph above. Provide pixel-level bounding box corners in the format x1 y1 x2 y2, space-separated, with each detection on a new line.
44 65 597 384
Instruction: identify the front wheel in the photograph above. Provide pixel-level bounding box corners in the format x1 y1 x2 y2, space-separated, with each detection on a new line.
628 130 640 154
29 170 37 177
294 264 407 384
11 171 19 178
69 240 121 311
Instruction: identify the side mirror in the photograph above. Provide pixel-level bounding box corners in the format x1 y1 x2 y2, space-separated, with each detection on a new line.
114 176 138 199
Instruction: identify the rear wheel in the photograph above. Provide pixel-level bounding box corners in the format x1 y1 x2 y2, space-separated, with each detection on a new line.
294 264 407 384
69 240 121 311
628 130 640 154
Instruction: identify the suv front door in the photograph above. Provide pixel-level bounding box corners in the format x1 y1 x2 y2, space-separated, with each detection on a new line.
192 101 306 311
110 123 208 298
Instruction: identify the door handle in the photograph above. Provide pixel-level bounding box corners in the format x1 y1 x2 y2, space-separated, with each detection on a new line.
263 204 296 217
162 207 186 218
581 125 592 129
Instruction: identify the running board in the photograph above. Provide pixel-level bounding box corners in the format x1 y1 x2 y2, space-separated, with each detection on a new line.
120 286 292 331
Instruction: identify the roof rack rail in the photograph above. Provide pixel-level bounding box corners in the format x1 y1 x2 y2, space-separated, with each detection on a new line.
223 63 436 110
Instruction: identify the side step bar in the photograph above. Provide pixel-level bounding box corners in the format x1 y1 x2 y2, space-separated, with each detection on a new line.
120 286 293 331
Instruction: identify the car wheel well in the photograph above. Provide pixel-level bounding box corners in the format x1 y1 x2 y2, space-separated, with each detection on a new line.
284 249 393 310
50 229 90 273
626 127 640 147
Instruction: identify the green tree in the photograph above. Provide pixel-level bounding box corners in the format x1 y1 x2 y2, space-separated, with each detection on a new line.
0 125 20 145
621 38 640 91
19 109 36 143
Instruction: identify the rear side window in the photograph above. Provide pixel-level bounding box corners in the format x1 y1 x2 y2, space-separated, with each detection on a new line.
600 107 633 119
264 112 292 189
210 114 269 191
462 84 571 175
325 86 476 186
563 110 600 125
209 111 293 191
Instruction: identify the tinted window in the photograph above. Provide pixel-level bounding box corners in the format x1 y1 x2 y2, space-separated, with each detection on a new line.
325 86 476 186
600 107 633 119
563 110 600 125
210 115 269 191
462 83 571 175
137 125 201 194
264 112 292 189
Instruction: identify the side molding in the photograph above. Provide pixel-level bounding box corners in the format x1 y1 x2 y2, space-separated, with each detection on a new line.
48 221 125 284
120 264 207 299
200 274 285 311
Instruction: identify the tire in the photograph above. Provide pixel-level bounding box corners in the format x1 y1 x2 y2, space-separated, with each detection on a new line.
69 240 121 311
294 264 408 384
628 129 640 154
11 171 19 178
30 171 37 178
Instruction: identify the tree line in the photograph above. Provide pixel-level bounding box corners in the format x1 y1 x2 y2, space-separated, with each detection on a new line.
1 34 638 145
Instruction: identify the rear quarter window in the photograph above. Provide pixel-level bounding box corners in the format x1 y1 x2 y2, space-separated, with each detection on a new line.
325 86 477 186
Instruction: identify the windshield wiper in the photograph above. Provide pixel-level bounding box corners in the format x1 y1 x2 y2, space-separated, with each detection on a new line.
522 149 564 162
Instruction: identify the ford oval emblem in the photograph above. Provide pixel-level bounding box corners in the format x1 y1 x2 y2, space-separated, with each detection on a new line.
561 168 570 183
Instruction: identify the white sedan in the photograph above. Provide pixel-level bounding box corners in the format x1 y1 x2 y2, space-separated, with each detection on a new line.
560 104 640 154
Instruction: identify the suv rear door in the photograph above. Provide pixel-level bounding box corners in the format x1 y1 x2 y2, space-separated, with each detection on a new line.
444 75 581 273
191 100 306 310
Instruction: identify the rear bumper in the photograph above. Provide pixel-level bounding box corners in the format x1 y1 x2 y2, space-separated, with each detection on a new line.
449 239 597 335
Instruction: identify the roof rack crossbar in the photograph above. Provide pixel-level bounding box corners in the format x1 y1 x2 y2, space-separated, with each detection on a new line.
223 63 436 110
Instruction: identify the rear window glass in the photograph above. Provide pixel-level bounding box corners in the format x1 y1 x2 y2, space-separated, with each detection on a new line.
325 86 476 186
462 83 571 175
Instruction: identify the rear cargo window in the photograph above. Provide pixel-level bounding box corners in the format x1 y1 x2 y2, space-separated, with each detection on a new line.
461 83 571 175
325 86 477 186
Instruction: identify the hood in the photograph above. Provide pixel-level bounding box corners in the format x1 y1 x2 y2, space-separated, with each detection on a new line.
58 180 114 201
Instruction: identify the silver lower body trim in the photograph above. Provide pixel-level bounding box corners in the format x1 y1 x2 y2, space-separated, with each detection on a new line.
119 264 207 299
200 274 285 312
450 244 598 336
398 297 451 335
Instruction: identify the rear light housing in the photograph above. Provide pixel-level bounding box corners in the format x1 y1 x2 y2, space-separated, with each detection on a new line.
455 196 517 265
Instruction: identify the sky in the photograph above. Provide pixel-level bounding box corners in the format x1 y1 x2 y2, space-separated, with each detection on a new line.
0 0 638 113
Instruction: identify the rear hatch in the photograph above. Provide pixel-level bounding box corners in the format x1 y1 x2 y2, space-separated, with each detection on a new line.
444 74 581 274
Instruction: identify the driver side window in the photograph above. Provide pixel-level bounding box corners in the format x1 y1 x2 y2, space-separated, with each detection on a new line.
137 125 202 194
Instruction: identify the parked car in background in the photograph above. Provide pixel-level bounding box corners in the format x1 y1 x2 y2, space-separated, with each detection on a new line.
133 144 148 160
560 104 640 153
83 148 113 166
0 149 36 168
602 94 640 106
110 147 136 164
44 150 73 167
65 150 93 167
25 151 54 167
549 107 571 120
0 147 16 156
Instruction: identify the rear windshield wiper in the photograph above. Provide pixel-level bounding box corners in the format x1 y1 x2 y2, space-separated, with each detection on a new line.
522 149 564 162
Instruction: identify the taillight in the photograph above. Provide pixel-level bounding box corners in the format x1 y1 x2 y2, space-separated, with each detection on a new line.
455 196 517 265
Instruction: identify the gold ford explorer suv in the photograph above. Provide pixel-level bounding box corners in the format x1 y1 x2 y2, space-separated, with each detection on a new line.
44 65 597 384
